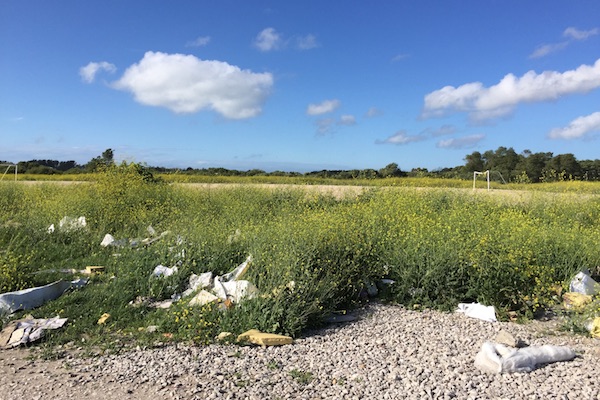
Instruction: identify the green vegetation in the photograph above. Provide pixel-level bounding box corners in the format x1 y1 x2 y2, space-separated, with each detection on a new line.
4 146 600 183
1 163 600 352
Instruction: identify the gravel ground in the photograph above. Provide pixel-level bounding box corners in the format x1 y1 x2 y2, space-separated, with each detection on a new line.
1 302 599 400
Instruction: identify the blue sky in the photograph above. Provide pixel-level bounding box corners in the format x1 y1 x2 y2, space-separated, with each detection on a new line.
1 1 600 172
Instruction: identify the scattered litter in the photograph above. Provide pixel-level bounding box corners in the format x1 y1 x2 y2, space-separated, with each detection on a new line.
150 299 177 309
219 255 252 282
48 216 87 233
97 313 110 324
456 302 497 322
586 317 600 339
0 279 87 316
153 265 178 277
145 325 158 333
474 341 575 374
0 316 68 349
237 329 293 346
494 330 521 348
217 332 232 341
182 272 213 297
569 270 600 296
563 292 593 309
188 290 219 307
100 227 171 248
325 314 357 324
227 229 241 243
364 280 378 297
85 266 105 275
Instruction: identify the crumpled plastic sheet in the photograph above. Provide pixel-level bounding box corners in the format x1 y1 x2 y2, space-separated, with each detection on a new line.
456 302 497 322
569 270 600 296
0 316 68 349
475 341 576 373
0 279 87 316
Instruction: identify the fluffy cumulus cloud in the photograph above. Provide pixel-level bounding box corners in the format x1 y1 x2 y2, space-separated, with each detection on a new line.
306 99 340 115
254 28 282 52
422 58 600 121
436 134 484 149
548 111 600 139
375 130 426 145
79 61 116 83
111 51 273 119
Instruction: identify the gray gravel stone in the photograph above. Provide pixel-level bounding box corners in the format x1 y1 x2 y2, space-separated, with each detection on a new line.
2 302 600 399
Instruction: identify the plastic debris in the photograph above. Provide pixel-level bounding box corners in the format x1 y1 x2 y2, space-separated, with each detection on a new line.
0 316 68 349
237 329 293 346
475 341 575 374
0 279 87 316
101 228 170 248
217 332 232 341
324 313 357 324
97 313 110 324
188 290 219 307
153 265 178 277
494 330 521 348
182 272 213 297
569 270 600 296
587 317 600 339
456 302 497 322
48 216 87 233
563 292 593 309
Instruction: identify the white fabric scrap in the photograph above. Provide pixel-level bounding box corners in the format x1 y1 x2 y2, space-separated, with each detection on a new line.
456 302 497 322
475 341 576 374
1 316 68 349
153 265 178 277
0 279 87 315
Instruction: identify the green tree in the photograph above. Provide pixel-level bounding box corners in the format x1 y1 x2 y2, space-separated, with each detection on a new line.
86 148 115 172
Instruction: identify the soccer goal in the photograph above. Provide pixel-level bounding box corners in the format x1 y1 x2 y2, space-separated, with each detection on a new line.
0 164 17 181
473 170 490 191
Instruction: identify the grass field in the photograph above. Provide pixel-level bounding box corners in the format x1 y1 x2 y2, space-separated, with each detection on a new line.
1 164 599 351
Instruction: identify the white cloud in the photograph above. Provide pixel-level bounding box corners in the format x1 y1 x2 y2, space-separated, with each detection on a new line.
422 58 600 121
529 42 568 59
315 118 336 135
436 134 484 149
338 115 356 126
79 61 116 83
529 27 598 59
563 27 599 40
254 27 282 52
423 124 457 137
392 53 410 62
186 36 211 47
306 99 340 115
296 34 318 50
376 130 425 145
548 111 600 139
111 51 273 119
365 107 383 117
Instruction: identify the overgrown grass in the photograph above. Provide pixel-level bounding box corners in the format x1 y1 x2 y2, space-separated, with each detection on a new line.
1 168 600 350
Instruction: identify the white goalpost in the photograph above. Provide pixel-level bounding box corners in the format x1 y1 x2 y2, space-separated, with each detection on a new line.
473 170 490 191
0 164 18 181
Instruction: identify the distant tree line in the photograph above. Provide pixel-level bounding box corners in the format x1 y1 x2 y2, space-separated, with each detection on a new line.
4 147 600 183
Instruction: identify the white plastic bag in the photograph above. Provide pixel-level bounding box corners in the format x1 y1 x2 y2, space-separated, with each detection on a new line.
569 271 600 295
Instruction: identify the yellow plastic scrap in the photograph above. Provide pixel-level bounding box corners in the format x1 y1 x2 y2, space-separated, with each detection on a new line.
237 329 293 346
563 292 593 309
590 317 600 339
97 313 110 325
85 266 105 275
